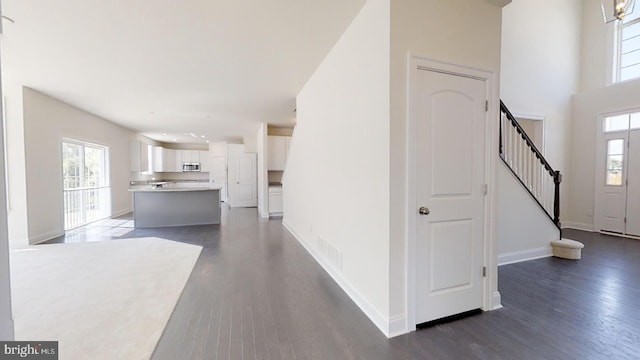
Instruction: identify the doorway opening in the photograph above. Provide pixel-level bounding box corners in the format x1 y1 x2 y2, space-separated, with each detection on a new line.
62 139 111 230
512 114 545 154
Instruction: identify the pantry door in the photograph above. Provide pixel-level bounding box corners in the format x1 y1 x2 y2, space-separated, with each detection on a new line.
414 68 487 324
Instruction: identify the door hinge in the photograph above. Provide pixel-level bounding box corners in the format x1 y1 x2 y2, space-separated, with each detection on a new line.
485 100 489 112
482 266 487 277
484 184 488 196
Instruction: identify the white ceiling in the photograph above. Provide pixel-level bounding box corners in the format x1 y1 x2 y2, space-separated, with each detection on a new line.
1 0 365 144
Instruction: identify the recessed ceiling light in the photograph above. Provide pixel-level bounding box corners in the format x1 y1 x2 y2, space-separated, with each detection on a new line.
173 139 177 142
162 133 167 136
206 140 210 143
201 135 205 138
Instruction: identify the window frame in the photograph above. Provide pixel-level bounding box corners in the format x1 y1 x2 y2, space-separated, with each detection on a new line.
615 15 640 83
61 138 112 230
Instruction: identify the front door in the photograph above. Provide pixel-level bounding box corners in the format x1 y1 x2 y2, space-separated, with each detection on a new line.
625 130 640 236
415 69 486 324
596 133 628 233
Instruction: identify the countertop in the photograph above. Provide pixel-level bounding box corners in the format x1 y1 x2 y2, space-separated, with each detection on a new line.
129 183 224 192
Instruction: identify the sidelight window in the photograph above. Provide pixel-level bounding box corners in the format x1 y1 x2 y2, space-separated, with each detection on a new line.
606 139 625 186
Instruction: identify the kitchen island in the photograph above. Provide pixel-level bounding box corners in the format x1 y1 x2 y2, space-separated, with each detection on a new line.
129 183 223 228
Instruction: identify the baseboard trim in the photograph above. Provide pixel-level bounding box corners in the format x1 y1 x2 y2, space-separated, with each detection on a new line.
491 291 503 310
258 207 269 219
29 230 65 245
498 246 552 266
388 315 408 338
562 222 594 232
282 220 401 338
112 209 132 218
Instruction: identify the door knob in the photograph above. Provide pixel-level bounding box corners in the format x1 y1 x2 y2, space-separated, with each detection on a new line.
419 207 430 215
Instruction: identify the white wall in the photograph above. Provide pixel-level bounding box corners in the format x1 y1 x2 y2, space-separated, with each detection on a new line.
209 141 228 201
389 0 503 327
243 135 258 153
497 163 559 264
256 124 268 218
22 88 137 245
3 81 29 250
579 0 615 92
568 80 640 229
565 2 640 229
0 54 15 340
500 0 583 224
284 0 392 335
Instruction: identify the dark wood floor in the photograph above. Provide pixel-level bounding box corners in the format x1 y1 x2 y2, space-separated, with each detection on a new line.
48 211 640 359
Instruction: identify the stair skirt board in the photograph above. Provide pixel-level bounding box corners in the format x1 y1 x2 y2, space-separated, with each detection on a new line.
498 246 553 266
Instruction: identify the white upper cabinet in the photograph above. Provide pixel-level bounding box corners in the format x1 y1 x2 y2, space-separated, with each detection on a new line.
181 150 200 163
163 148 176 172
284 137 291 162
199 150 210 172
174 150 183 170
131 140 149 172
141 145 210 173
267 136 290 171
153 146 165 172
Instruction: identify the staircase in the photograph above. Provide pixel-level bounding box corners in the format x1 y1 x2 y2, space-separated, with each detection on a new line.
499 100 562 237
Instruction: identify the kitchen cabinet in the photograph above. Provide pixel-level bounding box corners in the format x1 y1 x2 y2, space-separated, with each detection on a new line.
174 150 183 171
199 150 211 172
285 137 291 160
163 148 176 172
153 146 165 172
268 186 283 215
146 146 210 173
181 150 200 163
153 147 178 172
131 140 149 172
267 136 290 171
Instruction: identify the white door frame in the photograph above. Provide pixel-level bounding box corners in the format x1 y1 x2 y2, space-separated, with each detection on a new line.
405 55 500 332
593 109 640 238
511 112 546 155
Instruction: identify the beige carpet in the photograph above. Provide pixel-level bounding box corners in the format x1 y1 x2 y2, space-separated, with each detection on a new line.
10 237 202 360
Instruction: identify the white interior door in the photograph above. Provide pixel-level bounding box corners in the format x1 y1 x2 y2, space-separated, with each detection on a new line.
228 153 257 208
626 130 640 236
595 133 628 233
415 69 486 324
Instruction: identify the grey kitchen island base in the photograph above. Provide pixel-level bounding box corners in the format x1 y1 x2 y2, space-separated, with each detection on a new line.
133 188 221 228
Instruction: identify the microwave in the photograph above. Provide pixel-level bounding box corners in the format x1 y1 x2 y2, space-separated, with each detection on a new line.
182 162 200 172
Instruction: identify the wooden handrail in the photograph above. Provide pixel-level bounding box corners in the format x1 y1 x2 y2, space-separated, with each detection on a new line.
500 101 558 179
499 100 562 235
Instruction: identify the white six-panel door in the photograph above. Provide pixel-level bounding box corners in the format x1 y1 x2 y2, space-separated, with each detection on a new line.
415 69 486 324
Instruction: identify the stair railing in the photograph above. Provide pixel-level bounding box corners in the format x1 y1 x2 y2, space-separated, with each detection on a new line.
499 100 562 232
